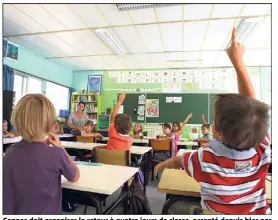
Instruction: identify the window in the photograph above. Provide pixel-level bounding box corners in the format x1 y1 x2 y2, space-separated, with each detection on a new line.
13 74 27 104
45 82 69 115
27 77 42 94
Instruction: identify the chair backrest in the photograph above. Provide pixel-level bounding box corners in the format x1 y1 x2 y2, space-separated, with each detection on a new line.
133 135 142 140
92 148 131 166
150 138 172 151
76 136 95 143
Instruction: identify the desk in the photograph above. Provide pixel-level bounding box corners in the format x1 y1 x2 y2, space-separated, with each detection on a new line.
61 141 106 150
3 136 22 145
177 141 198 147
158 168 272 213
63 164 138 214
130 146 151 155
57 133 74 141
176 149 197 157
97 137 149 145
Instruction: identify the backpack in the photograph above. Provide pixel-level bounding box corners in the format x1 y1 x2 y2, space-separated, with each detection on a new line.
129 172 152 214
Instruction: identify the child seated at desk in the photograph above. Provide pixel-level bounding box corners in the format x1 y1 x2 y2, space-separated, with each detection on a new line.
154 28 271 215
3 94 80 214
54 120 64 135
3 120 14 138
106 93 133 151
81 120 103 139
131 122 143 138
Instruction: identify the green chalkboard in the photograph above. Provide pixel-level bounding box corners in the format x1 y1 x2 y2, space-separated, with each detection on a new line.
146 93 209 124
122 93 146 123
209 93 216 124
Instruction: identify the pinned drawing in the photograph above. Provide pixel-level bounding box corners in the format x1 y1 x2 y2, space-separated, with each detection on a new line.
152 72 161 83
146 99 159 117
126 72 134 83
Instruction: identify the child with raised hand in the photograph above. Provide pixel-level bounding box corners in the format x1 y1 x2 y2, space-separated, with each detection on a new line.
196 114 212 144
81 120 103 139
54 120 64 135
3 120 14 138
3 94 80 214
106 93 133 151
154 28 271 215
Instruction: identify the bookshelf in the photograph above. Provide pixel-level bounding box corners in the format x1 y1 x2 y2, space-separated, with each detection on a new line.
71 93 102 127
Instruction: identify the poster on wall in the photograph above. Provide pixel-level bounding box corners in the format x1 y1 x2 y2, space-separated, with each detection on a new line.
117 72 126 83
162 83 181 93
146 99 159 117
143 72 152 83
6 43 18 61
152 72 161 83
87 75 102 94
126 71 134 83
134 72 143 83
181 71 189 83
161 71 170 83
109 72 117 78
170 71 181 84
3 39 8 57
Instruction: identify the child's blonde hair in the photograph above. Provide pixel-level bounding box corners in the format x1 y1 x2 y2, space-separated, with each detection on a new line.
11 94 56 141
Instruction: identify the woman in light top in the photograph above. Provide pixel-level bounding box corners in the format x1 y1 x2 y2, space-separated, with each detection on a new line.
67 101 89 136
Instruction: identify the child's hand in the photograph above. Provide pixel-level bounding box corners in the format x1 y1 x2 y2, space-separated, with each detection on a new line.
227 27 245 65
201 114 205 119
97 133 103 139
187 113 193 118
118 93 126 102
154 163 164 177
47 133 63 148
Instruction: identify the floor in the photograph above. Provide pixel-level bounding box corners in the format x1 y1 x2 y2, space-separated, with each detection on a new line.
63 173 165 215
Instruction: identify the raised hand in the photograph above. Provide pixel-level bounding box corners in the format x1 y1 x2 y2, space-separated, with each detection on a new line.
118 93 126 103
226 27 245 65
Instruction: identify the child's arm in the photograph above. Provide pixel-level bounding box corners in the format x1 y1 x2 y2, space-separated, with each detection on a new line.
154 156 182 176
227 28 255 98
176 113 193 136
201 114 207 124
59 126 64 135
110 93 126 124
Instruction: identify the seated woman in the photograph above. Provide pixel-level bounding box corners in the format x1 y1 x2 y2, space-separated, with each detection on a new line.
67 102 89 136
3 120 14 138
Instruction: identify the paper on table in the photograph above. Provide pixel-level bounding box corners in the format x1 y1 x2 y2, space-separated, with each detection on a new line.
61 175 68 184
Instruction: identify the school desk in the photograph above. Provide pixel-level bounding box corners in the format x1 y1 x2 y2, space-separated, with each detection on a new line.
62 141 152 193
177 141 198 147
3 136 22 145
62 164 138 214
176 149 197 156
158 168 272 213
96 137 149 146
56 133 74 141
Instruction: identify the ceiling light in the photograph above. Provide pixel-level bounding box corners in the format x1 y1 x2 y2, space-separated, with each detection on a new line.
95 28 128 58
226 17 265 49
116 4 184 11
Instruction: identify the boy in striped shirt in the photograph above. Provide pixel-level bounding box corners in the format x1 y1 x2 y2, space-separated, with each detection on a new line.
154 28 271 215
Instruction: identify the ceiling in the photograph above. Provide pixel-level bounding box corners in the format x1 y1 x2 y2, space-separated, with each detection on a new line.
3 4 271 71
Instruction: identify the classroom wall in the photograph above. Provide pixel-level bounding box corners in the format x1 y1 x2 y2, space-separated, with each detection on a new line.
4 44 73 87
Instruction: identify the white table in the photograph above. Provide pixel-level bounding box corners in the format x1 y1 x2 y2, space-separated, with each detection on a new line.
63 164 138 195
98 137 149 145
176 149 197 157
57 134 74 138
177 141 198 146
3 136 22 145
61 141 106 150
62 164 138 214
130 146 152 155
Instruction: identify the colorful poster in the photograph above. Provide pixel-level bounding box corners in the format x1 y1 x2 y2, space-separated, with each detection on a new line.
87 75 102 94
152 72 161 83
7 43 18 61
181 71 189 84
137 106 145 116
146 99 159 117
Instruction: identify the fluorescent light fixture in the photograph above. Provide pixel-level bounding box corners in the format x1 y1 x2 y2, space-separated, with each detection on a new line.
226 17 264 49
95 28 128 58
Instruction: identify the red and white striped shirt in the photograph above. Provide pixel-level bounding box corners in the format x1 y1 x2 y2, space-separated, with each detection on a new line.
182 135 271 215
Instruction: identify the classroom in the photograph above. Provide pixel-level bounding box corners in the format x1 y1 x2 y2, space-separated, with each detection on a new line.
2 3 272 216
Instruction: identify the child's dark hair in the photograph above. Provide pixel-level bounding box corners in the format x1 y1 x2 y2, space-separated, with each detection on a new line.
115 114 132 135
201 124 210 129
163 122 172 131
77 101 86 111
214 93 270 151
172 121 181 130
84 120 94 127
